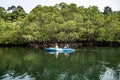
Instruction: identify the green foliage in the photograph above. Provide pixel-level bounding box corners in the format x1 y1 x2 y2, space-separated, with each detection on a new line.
0 3 120 45
103 6 112 15
5 5 26 21
0 6 6 19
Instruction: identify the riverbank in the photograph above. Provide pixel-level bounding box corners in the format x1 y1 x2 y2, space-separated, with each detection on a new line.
0 41 120 48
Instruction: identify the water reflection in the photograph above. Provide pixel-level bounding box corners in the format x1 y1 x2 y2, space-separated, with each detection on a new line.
46 50 74 59
0 47 120 80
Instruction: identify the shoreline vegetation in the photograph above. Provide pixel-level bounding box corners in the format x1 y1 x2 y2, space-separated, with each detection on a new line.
0 41 120 48
0 2 120 48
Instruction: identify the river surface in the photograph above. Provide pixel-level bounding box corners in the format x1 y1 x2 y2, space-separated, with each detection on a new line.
0 47 120 80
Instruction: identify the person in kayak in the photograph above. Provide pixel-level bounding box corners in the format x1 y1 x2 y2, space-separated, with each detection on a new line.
55 43 59 49
66 43 69 48
64 43 69 48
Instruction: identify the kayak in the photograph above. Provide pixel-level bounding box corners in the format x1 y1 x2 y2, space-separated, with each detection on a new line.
46 48 75 53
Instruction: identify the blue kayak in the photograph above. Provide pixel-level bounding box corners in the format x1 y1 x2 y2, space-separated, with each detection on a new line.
46 48 75 53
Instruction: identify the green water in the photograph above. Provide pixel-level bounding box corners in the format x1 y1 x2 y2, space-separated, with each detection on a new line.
0 47 120 80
